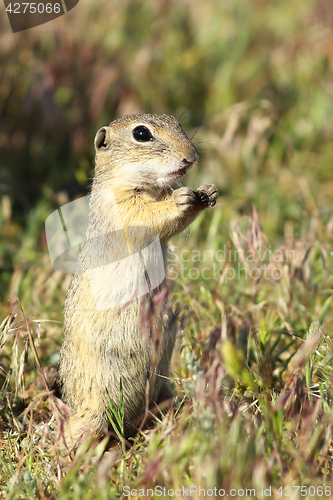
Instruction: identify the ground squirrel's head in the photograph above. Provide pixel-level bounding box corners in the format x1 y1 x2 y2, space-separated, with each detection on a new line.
93 114 198 187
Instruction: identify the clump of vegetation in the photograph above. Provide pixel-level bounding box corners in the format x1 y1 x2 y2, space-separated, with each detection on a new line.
1 0 333 498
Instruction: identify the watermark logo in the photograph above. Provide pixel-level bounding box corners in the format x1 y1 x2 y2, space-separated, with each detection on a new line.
3 0 79 33
45 189 166 311
45 191 297 311
167 246 295 283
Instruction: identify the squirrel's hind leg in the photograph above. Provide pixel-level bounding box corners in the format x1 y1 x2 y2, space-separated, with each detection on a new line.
59 412 105 454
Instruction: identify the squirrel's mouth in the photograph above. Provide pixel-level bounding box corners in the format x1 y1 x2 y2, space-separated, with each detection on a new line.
172 159 195 179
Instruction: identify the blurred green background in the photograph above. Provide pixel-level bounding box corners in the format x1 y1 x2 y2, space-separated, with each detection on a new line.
1 1 333 495
0 0 333 314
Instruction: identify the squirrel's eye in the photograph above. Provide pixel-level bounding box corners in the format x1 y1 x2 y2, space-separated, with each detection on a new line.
133 126 153 142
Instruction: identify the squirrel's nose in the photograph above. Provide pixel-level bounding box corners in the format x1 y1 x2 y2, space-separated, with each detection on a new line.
183 144 198 164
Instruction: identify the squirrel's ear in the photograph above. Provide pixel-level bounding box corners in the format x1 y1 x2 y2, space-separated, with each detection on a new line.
94 127 110 150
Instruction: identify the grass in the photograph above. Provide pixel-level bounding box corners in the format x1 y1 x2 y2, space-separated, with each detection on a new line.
105 382 126 455
1 203 333 499
1 0 333 498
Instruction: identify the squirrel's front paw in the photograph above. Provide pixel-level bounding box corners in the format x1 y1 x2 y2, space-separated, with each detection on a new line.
197 184 219 208
173 187 200 212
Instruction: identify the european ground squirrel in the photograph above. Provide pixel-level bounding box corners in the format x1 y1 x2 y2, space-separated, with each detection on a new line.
59 113 218 450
